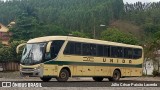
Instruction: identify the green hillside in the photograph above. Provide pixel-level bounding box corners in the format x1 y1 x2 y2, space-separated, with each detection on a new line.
0 0 124 39
0 0 160 44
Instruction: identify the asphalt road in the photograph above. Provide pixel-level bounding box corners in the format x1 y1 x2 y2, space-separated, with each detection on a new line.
0 71 160 90
0 77 160 90
0 80 159 87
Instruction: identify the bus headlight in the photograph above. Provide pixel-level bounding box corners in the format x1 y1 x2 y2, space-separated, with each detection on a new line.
34 66 41 70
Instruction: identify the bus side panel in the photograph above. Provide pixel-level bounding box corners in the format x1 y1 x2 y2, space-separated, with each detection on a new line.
131 68 137 76
131 68 142 76
74 66 83 76
125 68 131 76
94 66 103 76
43 64 58 76
82 66 95 76
120 68 126 77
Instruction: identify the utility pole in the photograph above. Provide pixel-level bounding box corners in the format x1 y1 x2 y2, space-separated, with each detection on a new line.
93 18 96 39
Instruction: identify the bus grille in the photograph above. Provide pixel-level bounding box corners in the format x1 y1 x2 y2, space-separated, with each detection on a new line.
22 68 34 71
22 72 33 76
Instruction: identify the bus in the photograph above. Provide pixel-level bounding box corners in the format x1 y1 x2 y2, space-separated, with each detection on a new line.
17 36 143 82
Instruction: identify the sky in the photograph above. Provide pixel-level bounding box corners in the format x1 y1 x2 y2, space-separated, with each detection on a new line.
123 0 160 4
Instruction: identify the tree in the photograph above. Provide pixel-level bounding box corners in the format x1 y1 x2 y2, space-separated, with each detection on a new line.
9 40 26 62
10 13 69 41
0 41 3 48
0 0 124 39
144 31 160 75
71 31 88 38
36 24 68 36
100 28 139 45
10 13 39 40
0 47 10 62
0 40 25 62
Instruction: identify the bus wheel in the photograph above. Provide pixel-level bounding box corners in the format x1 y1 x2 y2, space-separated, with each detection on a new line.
108 70 121 81
92 77 104 82
40 77 52 82
56 69 69 82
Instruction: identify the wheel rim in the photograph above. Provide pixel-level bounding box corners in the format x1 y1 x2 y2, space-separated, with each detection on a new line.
113 73 119 79
61 72 66 78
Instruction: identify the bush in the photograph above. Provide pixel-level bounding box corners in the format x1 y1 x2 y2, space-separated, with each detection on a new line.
100 28 139 45
0 40 26 63
0 47 11 62
0 42 3 48
152 69 159 77
71 31 88 38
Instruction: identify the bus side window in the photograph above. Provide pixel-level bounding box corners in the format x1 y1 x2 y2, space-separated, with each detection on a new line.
90 44 97 56
111 46 118 58
50 40 64 59
82 43 90 56
117 47 123 58
97 45 103 57
133 49 142 59
64 42 75 55
104 45 110 57
124 48 133 59
75 42 82 55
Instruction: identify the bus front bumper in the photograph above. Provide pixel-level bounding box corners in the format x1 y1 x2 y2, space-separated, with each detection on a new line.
20 68 43 77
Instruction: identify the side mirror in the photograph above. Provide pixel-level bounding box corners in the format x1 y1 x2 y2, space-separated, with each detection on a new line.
16 43 26 54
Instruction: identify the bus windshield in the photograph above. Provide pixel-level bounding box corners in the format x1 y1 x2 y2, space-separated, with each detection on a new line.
20 43 46 65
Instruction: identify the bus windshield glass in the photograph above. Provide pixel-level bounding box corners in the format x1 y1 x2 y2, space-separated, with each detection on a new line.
20 43 46 65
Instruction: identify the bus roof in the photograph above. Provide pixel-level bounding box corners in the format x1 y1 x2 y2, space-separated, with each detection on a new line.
27 36 142 48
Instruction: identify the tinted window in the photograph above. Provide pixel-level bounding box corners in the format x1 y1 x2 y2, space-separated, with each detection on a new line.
124 48 133 59
64 42 97 56
133 49 142 59
117 47 123 58
97 45 103 56
90 44 97 56
75 42 82 55
64 42 75 54
64 41 142 59
111 46 118 57
82 43 90 55
104 46 110 57
50 40 64 59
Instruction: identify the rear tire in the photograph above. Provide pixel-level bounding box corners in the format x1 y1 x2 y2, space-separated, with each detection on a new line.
56 69 69 82
40 77 52 82
108 70 121 81
92 77 104 82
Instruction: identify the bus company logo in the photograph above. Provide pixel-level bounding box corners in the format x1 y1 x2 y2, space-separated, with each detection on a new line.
1 82 42 87
2 82 12 87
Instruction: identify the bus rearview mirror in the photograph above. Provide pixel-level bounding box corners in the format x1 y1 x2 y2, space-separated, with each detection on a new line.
16 43 26 54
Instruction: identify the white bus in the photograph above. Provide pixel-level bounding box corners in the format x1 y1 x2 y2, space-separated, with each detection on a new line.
17 36 143 82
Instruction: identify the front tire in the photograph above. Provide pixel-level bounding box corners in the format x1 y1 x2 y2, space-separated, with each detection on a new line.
92 77 104 82
108 70 121 81
56 69 69 82
40 77 52 82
